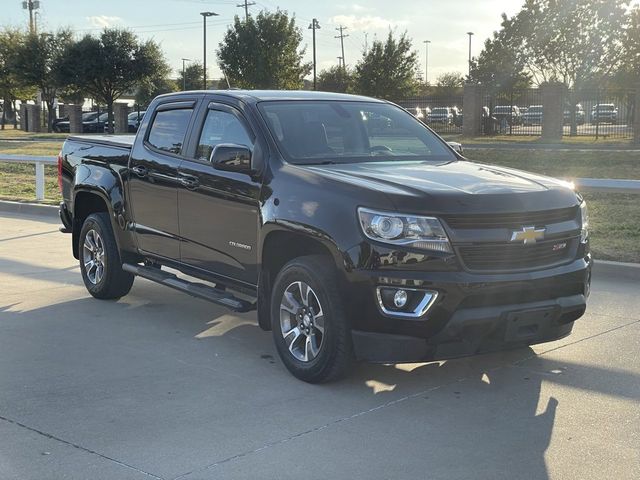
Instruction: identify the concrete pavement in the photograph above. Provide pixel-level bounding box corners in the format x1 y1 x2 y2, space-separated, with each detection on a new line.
0 212 638 480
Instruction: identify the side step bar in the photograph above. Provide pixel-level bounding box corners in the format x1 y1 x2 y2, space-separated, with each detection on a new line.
122 263 255 313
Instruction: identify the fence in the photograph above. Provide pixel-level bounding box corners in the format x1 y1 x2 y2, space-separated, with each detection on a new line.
395 84 638 140
395 89 464 135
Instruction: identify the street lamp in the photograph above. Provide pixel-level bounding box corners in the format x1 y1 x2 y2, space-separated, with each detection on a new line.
181 58 191 91
466 32 474 79
423 40 431 86
201 11 219 90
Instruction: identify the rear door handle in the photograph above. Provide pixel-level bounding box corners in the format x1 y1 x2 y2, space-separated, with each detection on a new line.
179 174 199 189
131 166 148 178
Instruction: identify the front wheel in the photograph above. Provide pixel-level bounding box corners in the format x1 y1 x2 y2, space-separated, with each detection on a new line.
79 212 134 299
271 255 352 383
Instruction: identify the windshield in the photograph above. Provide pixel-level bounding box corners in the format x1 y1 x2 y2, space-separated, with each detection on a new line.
493 106 512 113
528 106 543 113
259 101 455 165
431 108 449 114
595 105 615 111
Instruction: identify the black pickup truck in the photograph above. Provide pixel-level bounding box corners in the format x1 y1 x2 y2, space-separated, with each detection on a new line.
58 90 591 382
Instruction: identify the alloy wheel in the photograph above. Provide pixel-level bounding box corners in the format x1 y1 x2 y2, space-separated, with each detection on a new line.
279 281 325 362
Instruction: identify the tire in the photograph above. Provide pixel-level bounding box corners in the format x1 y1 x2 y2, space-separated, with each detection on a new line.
79 212 134 300
271 255 352 383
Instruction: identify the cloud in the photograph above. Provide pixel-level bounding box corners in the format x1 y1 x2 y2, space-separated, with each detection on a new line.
87 15 122 28
329 15 408 32
337 3 373 13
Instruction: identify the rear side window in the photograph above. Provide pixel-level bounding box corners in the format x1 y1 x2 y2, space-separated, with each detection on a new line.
147 108 193 154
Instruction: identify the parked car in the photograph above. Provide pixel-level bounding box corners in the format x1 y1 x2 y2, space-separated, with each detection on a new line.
492 105 522 125
563 104 585 125
54 111 109 133
591 104 618 124
58 90 591 383
428 107 454 125
522 105 543 125
128 110 146 133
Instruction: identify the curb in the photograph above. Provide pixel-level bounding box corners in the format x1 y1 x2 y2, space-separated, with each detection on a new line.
0 200 58 218
593 259 640 282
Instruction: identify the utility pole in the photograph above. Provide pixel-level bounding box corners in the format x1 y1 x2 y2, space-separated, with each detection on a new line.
466 32 474 79
236 0 255 22
22 0 41 34
335 25 348 69
200 11 219 90
423 40 431 86
308 19 320 90
181 58 191 91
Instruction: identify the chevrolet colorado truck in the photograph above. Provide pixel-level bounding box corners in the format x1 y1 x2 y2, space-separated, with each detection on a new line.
58 90 591 383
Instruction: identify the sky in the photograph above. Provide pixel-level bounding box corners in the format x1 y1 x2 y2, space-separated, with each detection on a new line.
2 0 525 83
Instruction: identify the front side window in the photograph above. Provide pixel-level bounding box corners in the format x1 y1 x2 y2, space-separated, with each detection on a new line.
147 108 193 154
195 109 253 161
259 101 455 165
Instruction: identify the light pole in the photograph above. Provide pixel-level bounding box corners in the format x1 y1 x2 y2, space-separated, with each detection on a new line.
466 32 474 78
308 19 320 90
181 58 191 91
423 40 430 86
201 11 219 90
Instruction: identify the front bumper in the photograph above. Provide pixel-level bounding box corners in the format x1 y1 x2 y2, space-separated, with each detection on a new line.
352 294 584 362
345 256 591 363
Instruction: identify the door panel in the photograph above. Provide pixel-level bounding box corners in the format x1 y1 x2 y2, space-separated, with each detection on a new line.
128 106 194 260
177 106 261 284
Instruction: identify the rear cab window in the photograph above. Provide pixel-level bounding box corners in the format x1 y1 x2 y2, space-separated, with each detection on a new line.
147 108 193 155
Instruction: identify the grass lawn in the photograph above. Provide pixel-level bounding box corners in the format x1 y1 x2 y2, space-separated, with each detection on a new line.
1 142 638 262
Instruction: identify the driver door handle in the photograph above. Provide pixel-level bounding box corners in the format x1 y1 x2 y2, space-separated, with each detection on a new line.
179 174 199 189
131 165 148 178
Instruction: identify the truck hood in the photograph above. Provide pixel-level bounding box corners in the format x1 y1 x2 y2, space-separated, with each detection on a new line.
305 160 579 214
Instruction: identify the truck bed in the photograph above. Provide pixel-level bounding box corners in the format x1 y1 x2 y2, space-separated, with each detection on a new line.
67 134 135 150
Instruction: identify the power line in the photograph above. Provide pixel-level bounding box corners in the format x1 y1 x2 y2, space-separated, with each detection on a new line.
236 0 256 21
334 25 348 69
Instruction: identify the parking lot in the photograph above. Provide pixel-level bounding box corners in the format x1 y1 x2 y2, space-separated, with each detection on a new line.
1 211 639 480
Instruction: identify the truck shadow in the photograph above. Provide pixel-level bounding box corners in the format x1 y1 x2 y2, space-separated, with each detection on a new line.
1 287 636 479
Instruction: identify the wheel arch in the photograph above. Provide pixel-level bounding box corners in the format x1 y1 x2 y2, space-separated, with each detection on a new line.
257 227 350 331
72 189 111 259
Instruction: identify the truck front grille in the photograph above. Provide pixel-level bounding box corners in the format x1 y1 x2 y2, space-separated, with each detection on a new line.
443 207 578 229
457 237 578 272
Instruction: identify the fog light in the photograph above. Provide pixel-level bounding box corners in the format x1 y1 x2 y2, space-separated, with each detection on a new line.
393 289 408 308
376 287 439 319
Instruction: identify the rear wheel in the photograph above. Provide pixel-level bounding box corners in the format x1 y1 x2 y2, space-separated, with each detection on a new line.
271 255 352 383
79 212 134 299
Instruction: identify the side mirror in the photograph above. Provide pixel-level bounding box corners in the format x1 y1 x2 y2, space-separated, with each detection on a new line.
210 143 253 174
447 141 463 155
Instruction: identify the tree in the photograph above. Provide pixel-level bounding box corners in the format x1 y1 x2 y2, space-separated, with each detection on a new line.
0 29 36 129
14 30 72 132
135 76 177 107
317 65 353 93
469 15 532 94
59 29 169 133
478 0 628 88
177 62 204 91
217 10 311 89
354 31 419 100
435 71 465 97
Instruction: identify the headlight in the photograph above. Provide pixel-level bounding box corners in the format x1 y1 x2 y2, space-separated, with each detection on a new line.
580 201 589 243
358 207 452 253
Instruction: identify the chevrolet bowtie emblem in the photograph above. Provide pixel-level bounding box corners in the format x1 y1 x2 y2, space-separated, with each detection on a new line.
510 226 546 245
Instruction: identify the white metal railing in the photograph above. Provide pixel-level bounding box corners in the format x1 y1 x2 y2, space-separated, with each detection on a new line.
1 154 57 201
0 153 639 201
